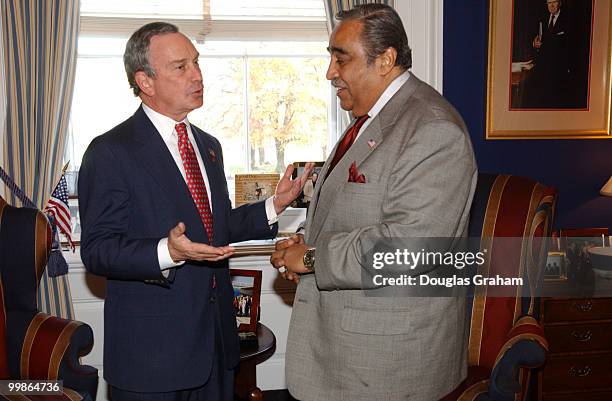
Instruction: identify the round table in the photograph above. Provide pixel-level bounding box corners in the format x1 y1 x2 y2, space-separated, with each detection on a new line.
235 323 276 401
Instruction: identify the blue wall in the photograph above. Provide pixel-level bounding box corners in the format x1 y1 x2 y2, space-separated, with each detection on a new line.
443 0 612 230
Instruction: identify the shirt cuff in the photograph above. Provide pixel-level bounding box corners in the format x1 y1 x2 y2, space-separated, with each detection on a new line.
265 196 279 225
158 237 185 277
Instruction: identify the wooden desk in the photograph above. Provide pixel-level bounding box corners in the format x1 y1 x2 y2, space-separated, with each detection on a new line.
235 323 276 401
539 273 612 400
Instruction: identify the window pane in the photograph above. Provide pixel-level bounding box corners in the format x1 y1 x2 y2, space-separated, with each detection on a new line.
81 0 204 19
247 57 330 173
188 57 247 177
67 53 139 171
211 0 325 20
81 0 325 20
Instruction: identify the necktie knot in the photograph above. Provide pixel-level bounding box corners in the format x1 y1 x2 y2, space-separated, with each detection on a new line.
354 114 369 129
327 114 370 176
175 122 188 138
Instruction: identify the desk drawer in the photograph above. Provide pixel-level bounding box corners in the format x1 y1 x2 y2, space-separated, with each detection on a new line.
543 391 612 401
543 298 612 323
542 354 612 393
545 323 612 353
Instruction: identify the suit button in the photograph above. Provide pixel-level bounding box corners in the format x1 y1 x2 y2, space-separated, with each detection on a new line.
210 296 216 303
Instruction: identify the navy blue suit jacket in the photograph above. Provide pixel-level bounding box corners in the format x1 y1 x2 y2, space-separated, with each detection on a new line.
78 106 277 392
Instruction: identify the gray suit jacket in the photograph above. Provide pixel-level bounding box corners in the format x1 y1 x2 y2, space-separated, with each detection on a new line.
286 74 478 401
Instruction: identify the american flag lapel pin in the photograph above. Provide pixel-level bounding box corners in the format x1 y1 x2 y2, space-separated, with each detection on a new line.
367 139 376 149
209 148 217 162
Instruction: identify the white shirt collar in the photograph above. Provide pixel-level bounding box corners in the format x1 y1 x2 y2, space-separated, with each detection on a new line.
365 70 411 120
141 103 190 139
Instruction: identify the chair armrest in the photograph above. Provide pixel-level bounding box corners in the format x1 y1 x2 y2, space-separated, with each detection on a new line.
487 316 548 401
20 313 98 400
438 366 491 401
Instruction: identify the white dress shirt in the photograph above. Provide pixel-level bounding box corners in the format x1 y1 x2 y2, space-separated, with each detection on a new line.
141 104 278 272
549 10 560 28
357 70 411 139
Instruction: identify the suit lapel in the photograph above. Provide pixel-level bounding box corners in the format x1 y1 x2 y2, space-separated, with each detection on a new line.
308 118 384 242
129 107 207 240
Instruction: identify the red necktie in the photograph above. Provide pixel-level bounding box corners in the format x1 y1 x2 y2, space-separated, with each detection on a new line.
176 123 214 243
328 115 369 173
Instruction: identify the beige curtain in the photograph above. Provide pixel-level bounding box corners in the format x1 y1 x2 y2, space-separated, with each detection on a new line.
1 0 80 319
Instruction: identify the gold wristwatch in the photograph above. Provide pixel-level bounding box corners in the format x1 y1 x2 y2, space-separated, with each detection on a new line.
303 247 316 271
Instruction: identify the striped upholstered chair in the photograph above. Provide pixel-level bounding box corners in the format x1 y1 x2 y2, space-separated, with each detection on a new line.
0 196 97 400
441 174 557 401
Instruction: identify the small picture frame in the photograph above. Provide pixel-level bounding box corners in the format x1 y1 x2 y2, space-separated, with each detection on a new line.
560 228 609 283
234 174 279 206
291 161 324 208
230 269 262 333
544 251 566 281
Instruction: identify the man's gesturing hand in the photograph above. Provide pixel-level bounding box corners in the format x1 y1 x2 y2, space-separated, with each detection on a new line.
168 222 234 262
273 162 315 214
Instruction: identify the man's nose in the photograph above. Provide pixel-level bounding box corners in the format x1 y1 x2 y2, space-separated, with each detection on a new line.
326 60 337 81
193 64 203 82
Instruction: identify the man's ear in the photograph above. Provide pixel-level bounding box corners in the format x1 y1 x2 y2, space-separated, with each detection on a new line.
135 71 155 97
377 47 397 75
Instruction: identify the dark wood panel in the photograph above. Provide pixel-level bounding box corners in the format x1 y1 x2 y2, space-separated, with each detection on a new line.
543 390 612 401
543 298 612 323
545 322 612 353
541 354 612 393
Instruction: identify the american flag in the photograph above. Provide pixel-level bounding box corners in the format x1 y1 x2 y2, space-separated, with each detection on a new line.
44 174 74 248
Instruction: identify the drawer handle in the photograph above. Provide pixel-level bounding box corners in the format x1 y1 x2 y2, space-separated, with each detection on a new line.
568 366 592 377
570 330 593 342
572 301 593 312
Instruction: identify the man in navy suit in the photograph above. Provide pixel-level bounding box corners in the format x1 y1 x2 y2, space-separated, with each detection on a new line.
78 22 311 401
522 0 571 108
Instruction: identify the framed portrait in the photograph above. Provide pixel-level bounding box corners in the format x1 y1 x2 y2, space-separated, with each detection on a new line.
560 227 609 282
486 0 612 139
234 174 279 206
230 269 262 333
291 161 324 208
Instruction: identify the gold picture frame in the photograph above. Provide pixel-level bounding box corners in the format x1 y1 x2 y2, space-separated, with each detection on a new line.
486 0 611 139
234 174 279 206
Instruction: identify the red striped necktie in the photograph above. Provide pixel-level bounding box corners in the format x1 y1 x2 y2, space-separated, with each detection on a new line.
176 123 214 243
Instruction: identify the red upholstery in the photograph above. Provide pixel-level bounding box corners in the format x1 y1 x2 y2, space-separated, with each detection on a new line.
442 174 557 401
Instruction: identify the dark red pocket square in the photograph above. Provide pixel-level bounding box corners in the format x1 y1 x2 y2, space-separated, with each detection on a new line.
348 162 366 183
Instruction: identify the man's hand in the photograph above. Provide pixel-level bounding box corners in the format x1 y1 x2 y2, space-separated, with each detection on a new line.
270 234 310 283
273 163 315 214
168 222 234 262
533 35 542 49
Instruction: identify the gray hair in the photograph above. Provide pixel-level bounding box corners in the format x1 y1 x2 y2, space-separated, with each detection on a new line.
124 22 179 96
336 4 412 70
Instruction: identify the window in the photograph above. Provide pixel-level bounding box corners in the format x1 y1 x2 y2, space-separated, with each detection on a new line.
65 0 334 204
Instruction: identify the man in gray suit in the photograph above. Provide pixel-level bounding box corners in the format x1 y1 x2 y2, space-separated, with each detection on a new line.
270 4 477 401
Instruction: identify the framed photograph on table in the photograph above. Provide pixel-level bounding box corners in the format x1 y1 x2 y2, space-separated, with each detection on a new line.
230 269 262 334
560 227 609 282
234 174 279 206
544 251 566 281
291 161 324 208
486 0 611 139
